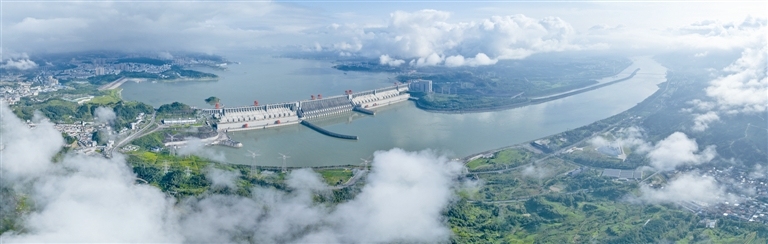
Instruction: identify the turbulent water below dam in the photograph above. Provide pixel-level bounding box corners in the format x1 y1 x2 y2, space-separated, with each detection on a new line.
122 54 667 167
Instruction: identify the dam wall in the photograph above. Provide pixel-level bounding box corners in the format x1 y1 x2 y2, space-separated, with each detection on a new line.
298 95 354 119
356 93 410 109
210 84 411 132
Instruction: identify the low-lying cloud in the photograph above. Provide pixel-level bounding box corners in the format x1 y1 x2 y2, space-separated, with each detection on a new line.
93 106 116 125
589 128 716 172
205 167 241 190
379 54 405 66
175 137 227 163
588 126 651 153
1 58 38 70
705 45 767 114
638 172 728 205
0 102 466 243
691 111 720 132
647 132 717 171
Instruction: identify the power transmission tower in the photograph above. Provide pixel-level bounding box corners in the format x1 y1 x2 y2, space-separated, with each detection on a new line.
246 150 261 176
167 133 176 156
278 153 290 173
360 157 371 171
163 161 170 175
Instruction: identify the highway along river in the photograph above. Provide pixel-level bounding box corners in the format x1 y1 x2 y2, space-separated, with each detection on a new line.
122 54 667 167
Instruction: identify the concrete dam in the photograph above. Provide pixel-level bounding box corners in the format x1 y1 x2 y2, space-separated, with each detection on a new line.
201 84 410 139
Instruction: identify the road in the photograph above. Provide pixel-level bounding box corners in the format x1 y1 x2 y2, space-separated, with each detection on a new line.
98 77 128 91
331 168 367 190
469 189 590 204
107 111 158 157
469 125 614 175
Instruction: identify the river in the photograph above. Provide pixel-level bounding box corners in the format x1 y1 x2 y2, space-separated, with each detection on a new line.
122 55 667 167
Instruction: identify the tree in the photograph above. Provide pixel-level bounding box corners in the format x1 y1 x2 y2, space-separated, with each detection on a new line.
91 131 107 145
204 96 220 105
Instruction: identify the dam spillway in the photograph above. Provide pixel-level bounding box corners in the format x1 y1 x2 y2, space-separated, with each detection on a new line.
202 84 410 137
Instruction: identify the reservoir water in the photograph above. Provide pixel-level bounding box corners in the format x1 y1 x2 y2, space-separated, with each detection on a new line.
122 54 667 167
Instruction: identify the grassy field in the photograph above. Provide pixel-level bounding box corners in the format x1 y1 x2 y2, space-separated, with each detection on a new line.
472 157 575 201
466 148 538 171
88 89 121 105
317 168 354 186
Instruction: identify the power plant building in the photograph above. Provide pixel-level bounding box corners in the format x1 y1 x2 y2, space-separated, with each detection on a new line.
408 79 433 93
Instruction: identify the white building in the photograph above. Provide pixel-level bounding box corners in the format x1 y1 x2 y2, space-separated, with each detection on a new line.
409 79 433 93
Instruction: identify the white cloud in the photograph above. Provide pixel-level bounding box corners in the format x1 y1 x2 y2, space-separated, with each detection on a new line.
687 99 716 111
175 137 227 162
332 10 576 66
93 107 116 125
639 172 728 205
379 54 405 66
205 167 240 190
691 111 720 132
0 103 466 242
1 2 323 53
521 164 552 180
582 17 766 51
0 107 64 181
157 51 174 60
647 132 717 171
705 45 768 113
445 53 498 67
1 58 38 70
0 103 181 242
410 52 445 67
588 126 651 153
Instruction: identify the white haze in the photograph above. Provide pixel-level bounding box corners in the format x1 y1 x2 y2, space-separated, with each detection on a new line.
175 137 227 163
521 164 552 180
647 132 717 171
0 103 466 243
705 45 767 114
588 126 651 153
93 106 116 125
691 111 720 132
638 172 729 205
588 128 717 172
205 167 241 190
1 58 38 70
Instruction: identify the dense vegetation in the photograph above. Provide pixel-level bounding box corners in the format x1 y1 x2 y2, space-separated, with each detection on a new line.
448 157 768 243
445 50 767 243
12 98 91 123
157 102 196 118
204 96 220 105
112 101 154 129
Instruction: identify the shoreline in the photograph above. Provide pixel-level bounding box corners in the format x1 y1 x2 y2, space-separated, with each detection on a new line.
414 68 641 114
101 77 219 90
459 69 663 166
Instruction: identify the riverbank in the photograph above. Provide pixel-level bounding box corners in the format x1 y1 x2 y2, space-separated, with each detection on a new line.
101 77 218 90
459 68 662 166
415 68 641 114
